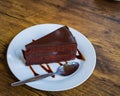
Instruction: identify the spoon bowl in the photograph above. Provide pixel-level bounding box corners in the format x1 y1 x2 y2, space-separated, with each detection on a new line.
56 62 79 76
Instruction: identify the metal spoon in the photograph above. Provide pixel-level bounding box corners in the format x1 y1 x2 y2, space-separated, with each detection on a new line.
11 62 79 86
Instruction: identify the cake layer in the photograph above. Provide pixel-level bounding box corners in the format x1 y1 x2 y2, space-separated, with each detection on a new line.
24 44 77 56
25 52 76 65
24 51 75 59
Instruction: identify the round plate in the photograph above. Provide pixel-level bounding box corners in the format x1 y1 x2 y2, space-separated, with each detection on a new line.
7 24 96 91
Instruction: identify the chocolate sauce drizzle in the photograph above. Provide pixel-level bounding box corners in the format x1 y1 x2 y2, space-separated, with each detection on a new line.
29 49 85 78
29 65 39 76
58 62 63 66
76 49 85 61
40 64 55 78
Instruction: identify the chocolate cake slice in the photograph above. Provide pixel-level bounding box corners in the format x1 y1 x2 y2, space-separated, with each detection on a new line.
22 26 77 65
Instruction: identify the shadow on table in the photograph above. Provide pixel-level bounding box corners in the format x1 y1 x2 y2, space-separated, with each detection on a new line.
94 0 120 10
94 0 120 22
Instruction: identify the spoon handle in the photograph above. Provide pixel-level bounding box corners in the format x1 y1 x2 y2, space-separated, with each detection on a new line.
11 73 55 86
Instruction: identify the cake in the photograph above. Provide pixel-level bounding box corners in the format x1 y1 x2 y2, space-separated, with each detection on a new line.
22 26 77 65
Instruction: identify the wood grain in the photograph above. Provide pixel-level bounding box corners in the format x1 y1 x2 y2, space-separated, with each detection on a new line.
0 0 120 96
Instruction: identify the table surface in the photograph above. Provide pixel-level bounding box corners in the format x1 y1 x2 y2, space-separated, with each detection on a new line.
0 0 120 96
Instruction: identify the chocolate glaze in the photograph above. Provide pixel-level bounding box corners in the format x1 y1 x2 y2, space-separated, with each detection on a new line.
26 26 76 48
23 26 77 65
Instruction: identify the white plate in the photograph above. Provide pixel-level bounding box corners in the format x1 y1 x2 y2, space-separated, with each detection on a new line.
7 24 96 91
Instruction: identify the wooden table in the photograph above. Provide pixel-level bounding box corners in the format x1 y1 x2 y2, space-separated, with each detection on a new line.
0 0 120 96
